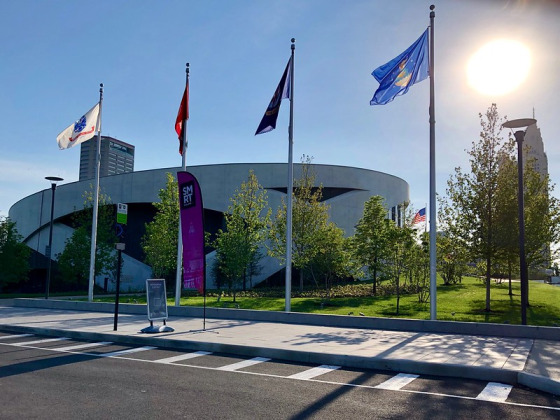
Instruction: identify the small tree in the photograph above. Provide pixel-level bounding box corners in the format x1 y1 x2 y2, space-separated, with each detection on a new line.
385 224 414 315
0 217 30 292
212 171 270 297
142 173 179 283
440 104 510 312
57 189 116 291
436 232 468 286
353 195 392 295
268 156 334 292
308 223 354 298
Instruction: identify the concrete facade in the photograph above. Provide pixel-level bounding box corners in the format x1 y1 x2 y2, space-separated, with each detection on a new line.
9 163 409 291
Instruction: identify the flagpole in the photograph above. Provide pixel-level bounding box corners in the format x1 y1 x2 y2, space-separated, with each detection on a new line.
425 203 428 234
428 5 437 320
175 63 189 307
88 83 103 302
285 39 295 312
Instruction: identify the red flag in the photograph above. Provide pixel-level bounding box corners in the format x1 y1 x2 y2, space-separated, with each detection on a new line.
175 81 189 155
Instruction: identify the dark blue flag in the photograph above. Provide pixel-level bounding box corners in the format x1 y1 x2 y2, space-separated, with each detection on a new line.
370 29 429 105
255 57 292 135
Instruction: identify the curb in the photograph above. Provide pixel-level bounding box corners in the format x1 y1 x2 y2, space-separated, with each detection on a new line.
10 298 560 341
0 323 524 388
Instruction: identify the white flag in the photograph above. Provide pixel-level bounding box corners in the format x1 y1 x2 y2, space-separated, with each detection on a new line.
56 103 100 150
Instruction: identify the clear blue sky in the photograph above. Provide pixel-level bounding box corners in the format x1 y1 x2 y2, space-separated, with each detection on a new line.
1 0 559 219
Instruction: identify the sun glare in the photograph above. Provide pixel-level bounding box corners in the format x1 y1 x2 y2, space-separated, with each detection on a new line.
467 39 531 96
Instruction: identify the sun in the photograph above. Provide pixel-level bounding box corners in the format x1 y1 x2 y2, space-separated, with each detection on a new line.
467 39 531 96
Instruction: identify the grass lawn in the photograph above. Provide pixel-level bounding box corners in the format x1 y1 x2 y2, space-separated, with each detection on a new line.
105 276 560 327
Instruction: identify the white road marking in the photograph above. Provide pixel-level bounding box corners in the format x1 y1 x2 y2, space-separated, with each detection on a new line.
99 346 156 358
375 373 419 390
476 382 513 402
55 341 113 352
0 334 33 340
217 357 270 371
1 337 558 412
288 365 340 380
13 337 70 346
155 351 212 364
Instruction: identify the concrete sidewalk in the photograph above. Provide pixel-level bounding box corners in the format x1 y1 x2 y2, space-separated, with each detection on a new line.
0 299 558 396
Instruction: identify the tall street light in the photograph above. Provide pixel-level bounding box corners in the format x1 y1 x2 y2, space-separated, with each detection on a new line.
502 118 536 325
45 176 63 299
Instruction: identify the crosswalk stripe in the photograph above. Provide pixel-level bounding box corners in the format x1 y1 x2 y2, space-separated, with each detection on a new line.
375 373 419 390
55 341 113 352
0 334 33 340
288 365 341 380
155 351 212 364
476 382 513 402
13 337 70 346
217 357 270 371
99 346 157 358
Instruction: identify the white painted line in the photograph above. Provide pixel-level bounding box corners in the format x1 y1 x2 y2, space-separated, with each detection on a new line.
288 365 341 380
99 346 157 358
217 357 271 371
13 337 70 346
0 334 33 340
375 373 419 390
55 341 113 352
476 382 513 402
155 351 212 364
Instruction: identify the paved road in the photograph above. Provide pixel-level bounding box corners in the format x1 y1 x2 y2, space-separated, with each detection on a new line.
1 332 559 419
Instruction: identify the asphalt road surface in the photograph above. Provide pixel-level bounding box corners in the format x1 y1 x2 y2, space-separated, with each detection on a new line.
0 332 559 419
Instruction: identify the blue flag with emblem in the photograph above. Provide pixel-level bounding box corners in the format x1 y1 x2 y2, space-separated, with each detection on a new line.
255 57 292 135
370 29 429 105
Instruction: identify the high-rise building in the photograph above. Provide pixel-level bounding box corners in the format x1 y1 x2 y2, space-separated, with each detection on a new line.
523 123 548 178
79 136 135 181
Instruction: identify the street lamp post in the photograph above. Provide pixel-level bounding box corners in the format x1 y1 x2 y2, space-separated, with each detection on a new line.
502 118 536 325
45 176 63 299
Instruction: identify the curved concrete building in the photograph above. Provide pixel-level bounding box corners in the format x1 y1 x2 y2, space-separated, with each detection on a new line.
9 163 409 291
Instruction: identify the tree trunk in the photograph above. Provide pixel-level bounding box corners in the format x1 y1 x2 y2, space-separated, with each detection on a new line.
396 270 400 315
485 256 491 312
508 261 513 296
299 270 304 293
372 256 378 296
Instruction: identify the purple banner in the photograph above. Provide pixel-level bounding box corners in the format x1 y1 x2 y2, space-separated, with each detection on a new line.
177 171 205 294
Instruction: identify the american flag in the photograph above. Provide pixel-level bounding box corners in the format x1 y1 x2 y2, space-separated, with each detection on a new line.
412 208 426 225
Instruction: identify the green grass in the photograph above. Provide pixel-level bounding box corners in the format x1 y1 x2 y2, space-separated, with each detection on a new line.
91 276 560 326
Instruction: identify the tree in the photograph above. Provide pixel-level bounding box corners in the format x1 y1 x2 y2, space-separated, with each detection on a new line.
436 232 468 286
494 147 560 299
142 173 179 282
440 104 509 312
0 216 30 292
212 171 270 297
353 195 392 295
385 223 414 315
308 223 355 298
57 189 117 291
268 156 336 292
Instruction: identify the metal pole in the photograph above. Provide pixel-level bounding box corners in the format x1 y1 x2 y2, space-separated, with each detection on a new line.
515 130 528 325
45 183 56 299
113 247 122 331
175 63 189 306
428 5 437 320
285 39 295 312
88 83 103 302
